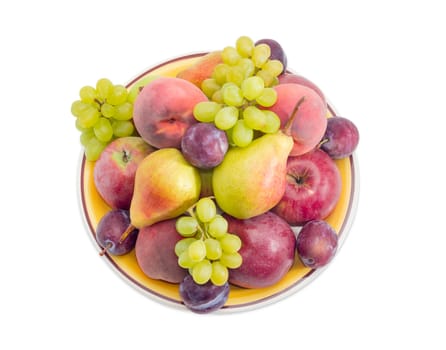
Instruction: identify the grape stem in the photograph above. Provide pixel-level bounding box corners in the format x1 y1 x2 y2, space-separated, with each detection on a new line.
118 224 136 243
283 96 306 135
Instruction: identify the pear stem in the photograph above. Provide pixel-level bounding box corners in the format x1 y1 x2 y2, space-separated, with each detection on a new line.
283 96 306 135
99 242 112 256
118 224 136 243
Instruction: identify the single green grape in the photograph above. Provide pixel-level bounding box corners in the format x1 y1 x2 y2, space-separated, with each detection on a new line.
262 59 284 77
176 216 199 237
261 110 281 134
235 36 254 58
236 58 255 78
226 66 244 86
201 78 221 99
220 252 243 269
71 100 89 117
93 117 113 142
208 215 228 238
96 78 113 101
193 101 221 122
211 89 224 104
195 197 217 223
192 259 212 284
256 69 275 87
178 250 196 269
232 119 253 147
212 63 230 85
100 103 115 118
210 261 229 286
175 238 197 257
107 84 128 105
112 120 134 138
252 44 271 68
256 87 277 107
204 238 222 260
219 233 242 253
78 106 100 129
222 83 244 107
243 105 266 130
80 129 95 147
79 86 97 104
84 137 106 161
188 239 207 262
114 102 133 121
241 76 265 101
221 46 241 65
214 106 239 130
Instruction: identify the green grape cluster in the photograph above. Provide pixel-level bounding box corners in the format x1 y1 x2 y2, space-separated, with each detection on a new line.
194 36 283 148
71 78 136 161
174 197 242 286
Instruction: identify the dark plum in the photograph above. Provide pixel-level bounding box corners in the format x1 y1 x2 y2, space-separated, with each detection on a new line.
179 275 229 313
296 220 338 268
320 117 359 159
255 38 287 74
96 209 138 256
181 122 228 169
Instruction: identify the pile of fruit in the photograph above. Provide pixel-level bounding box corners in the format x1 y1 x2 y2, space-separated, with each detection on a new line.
71 36 359 313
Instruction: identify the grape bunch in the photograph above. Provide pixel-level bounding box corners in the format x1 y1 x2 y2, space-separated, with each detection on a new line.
71 78 136 161
174 197 242 286
193 36 284 148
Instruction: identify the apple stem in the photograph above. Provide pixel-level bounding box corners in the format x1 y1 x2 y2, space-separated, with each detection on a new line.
284 96 306 135
119 224 136 243
99 242 112 256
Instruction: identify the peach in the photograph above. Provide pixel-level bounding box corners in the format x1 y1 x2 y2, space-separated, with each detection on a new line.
135 218 187 284
269 83 327 156
176 51 222 87
279 73 326 105
133 77 208 149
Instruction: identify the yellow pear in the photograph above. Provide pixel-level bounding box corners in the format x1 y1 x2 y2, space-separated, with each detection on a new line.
130 148 201 228
212 133 293 219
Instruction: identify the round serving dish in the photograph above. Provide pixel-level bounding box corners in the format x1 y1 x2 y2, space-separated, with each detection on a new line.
78 53 359 312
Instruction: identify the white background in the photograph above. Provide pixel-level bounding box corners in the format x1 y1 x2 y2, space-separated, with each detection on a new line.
1 0 445 349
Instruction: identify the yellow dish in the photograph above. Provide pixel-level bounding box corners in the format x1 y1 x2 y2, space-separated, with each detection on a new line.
79 54 359 312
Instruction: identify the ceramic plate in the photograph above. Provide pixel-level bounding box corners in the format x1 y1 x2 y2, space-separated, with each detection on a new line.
78 53 359 312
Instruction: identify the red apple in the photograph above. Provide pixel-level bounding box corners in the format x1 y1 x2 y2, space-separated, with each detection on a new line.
133 77 208 149
272 148 341 226
93 136 154 210
225 212 296 289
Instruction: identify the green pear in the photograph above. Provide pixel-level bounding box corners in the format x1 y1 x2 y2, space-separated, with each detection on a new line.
212 133 293 219
130 148 201 228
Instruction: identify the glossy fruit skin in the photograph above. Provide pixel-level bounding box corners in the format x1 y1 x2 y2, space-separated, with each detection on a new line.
278 73 326 104
268 83 327 156
321 116 359 159
296 220 338 268
179 275 229 314
135 219 187 283
96 209 138 256
133 77 208 149
255 38 287 74
273 148 341 226
225 212 296 289
93 136 153 210
181 122 228 169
